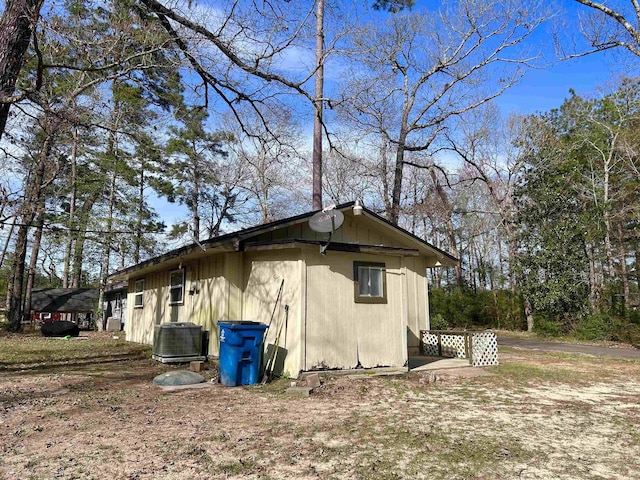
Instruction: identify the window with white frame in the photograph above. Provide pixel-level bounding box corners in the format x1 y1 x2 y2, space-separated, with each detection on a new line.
353 261 387 304
134 279 144 308
169 269 185 305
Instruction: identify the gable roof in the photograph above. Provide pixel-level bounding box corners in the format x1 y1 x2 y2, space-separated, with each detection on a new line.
31 288 99 313
109 202 458 280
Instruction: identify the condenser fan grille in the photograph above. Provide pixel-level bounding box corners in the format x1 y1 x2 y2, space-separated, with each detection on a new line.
152 322 205 363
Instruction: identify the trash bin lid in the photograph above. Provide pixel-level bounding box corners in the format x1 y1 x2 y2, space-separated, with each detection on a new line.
217 320 267 329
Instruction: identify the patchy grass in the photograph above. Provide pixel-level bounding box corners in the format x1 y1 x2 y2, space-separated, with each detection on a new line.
486 361 586 385
1 334 640 479
494 328 637 347
0 331 150 371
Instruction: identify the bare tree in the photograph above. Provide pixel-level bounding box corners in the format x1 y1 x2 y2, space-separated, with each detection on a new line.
337 0 550 224
322 145 375 206
226 107 304 224
442 105 540 328
444 105 525 289
563 0 640 58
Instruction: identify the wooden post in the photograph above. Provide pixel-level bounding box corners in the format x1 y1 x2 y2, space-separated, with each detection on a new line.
437 332 442 357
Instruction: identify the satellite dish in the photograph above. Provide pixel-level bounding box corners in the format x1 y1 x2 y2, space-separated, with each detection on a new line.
309 209 344 233
309 208 344 255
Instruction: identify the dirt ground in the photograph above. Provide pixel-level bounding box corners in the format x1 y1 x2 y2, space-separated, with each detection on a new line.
1 333 640 480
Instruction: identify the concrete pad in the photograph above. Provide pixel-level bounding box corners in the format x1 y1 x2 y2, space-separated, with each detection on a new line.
409 356 470 371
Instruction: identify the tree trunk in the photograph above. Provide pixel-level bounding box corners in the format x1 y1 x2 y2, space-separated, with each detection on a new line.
98 164 118 330
617 222 630 311
602 156 617 282
0 0 44 140
70 193 98 288
389 129 408 224
635 241 640 308
8 128 53 332
63 127 78 288
311 0 325 210
134 166 144 263
389 62 413 225
430 169 462 286
502 221 518 292
193 167 200 241
22 205 44 324
524 296 534 332
8 222 30 331
0 216 16 269
585 240 600 311
380 140 392 216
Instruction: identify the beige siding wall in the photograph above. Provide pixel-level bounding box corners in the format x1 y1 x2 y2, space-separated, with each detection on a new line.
125 252 243 356
403 256 429 355
242 250 303 377
123 237 431 371
253 211 411 249
304 251 406 370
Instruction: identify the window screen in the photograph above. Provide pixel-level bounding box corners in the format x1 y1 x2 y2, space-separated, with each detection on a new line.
169 270 185 305
134 279 144 308
354 262 387 303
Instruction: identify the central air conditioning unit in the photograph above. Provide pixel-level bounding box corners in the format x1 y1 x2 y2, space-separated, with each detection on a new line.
152 322 206 363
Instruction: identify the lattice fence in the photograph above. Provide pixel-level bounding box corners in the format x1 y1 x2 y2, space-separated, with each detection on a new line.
470 332 498 366
422 333 467 358
421 333 440 356
420 330 498 366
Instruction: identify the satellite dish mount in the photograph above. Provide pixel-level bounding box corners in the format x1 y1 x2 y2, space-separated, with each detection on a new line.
308 206 345 255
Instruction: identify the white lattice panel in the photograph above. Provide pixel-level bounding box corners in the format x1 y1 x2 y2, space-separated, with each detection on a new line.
421 330 499 367
420 332 466 358
421 333 439 356
471 332 499 366
440 334 466 358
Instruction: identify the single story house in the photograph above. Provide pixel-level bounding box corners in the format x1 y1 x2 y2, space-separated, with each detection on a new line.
30 288 99 329
109 202 457 377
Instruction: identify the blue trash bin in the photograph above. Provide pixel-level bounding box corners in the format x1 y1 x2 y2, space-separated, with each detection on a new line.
217 321 268 386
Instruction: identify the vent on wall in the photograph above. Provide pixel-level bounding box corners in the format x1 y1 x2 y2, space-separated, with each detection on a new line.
152 322 206 363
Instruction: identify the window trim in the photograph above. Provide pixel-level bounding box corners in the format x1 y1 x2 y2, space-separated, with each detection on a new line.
133 279 144 308
169 269 185 305
353 261 387 304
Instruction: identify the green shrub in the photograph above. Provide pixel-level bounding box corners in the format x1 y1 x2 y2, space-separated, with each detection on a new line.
533 316 564 337
627 309 640 326
430 313 449 331
609 317 640 345
573 313 612 341
429 287 525 330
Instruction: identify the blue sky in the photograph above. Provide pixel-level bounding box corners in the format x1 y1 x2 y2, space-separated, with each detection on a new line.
497 48 636 115
493 0 639 114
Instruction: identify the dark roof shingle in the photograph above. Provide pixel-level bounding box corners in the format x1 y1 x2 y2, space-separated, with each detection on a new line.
30 288 99 313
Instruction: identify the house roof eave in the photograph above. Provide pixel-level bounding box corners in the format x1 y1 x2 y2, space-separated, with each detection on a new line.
108 201 458 279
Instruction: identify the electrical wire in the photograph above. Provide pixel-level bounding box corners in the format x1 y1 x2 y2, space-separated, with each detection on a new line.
0 219 165 235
